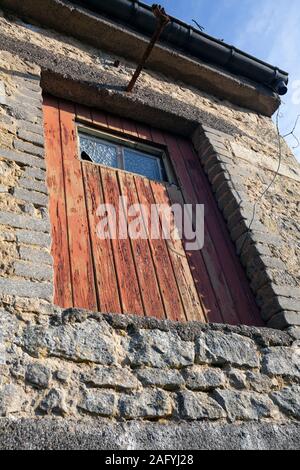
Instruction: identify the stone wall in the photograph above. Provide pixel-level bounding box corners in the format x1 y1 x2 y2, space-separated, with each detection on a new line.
193 127 300 329
0 50 53 320
0 309 300 449
0 1 300 450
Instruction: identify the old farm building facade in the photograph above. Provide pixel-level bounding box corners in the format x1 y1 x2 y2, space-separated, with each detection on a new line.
0 0 299 450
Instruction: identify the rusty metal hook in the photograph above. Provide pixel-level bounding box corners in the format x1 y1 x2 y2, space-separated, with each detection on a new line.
126 4 170 93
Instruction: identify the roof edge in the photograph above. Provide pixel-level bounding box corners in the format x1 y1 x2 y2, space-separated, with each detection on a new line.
0 0 282 116
71 0 289 96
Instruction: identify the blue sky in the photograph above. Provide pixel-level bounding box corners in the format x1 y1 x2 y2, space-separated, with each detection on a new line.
143 0 300 160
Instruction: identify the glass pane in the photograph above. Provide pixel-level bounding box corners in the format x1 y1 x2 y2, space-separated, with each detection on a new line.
124 149 162 181
79 134 118 168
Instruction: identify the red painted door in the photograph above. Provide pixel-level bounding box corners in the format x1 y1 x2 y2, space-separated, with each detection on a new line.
43 95 262 326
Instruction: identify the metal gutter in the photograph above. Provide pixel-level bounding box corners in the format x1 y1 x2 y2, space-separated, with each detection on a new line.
70 0 288 95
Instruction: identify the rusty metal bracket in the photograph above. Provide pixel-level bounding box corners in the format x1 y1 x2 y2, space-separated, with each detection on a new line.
126 4 170 92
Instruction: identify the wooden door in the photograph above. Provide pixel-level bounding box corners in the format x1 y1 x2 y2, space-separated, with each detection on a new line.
43 95 263 326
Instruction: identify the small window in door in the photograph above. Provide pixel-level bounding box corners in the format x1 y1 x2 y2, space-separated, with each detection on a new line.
78 126 175 183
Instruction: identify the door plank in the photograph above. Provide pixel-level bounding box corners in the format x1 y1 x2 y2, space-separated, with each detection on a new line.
82 162 122 313
161 131 233 323
134 175 186 322
168 134 240 325
100 166 144 315
151 180 207 323
76 105 122 313
91 109 109 130
43 95 73 308
59 100 98 310
118 172 166 319
150 127 223 323
177 138 262 326
120 117 139 138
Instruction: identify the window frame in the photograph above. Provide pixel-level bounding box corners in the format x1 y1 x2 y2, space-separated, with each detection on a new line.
76 123 177 185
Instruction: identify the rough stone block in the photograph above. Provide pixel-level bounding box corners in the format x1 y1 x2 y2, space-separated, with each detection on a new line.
55 370 70 384
38 388 66 415
245 371 278 394
8 105 40 124
0 147 46 169
19 246 53 266
227 369 247 390
25 363 51 390
178 390 225 420
0 385 24 417
201 125 233 141
206 162 228 185
0 231 15 242
17 129 44 147
262 347 300 379
125 330 194 369
14 138 44 157
263 285 300 301
271 385 300 420
136 368 184 390
0 82 7 105
21 319 117 365
223 198 242 220
79 390 116 417
119 389 172 419
0 278 53 301
195 331 259 368
231 221 269 244
240 244 272 271
14 92 42 110
246 258 287 285
0 211 49 232
14 188 48 206
215 180 244 203
249 268 275 293
8 98 42 123
213 390 277 421
14 260 53 282
251 231 283 247
17 120 44 137
204 155 231 176
287 326 300 340
23 167 46 181
82 367 139 391
19 177 47 194
15 77 41 94
262 297 300 321
182 366 226 391
16 230 51 247
211 171 231 193
0 184 8 193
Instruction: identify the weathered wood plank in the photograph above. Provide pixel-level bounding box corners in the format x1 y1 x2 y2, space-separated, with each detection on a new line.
82 161 122 313
100 166 144 316
76 105 122 313
43 95 73 308
59 100 98 310
155 129 225 323
118 171 166 319
177 139 257 325
150 127 222 323
106 114 123 134
177 138 262 326
90 109 109 130
135 175 186 322
152 181 208 323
